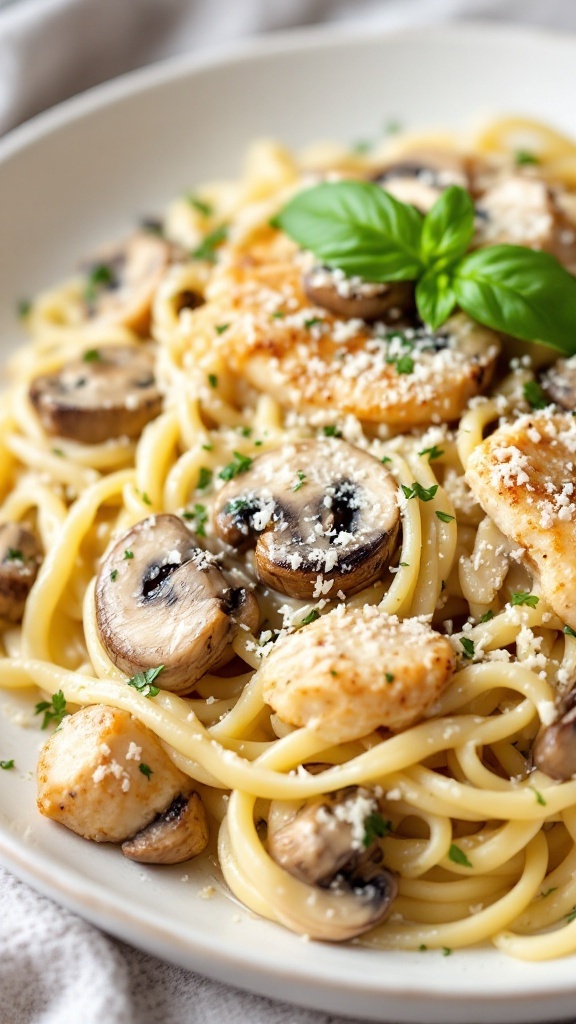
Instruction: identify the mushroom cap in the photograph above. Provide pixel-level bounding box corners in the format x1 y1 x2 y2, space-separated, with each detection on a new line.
37 704 192 843
541 357 576 411
302 265 414 323
258 605 457 743
371 148 474 211
268 787 398 941
84 232 171 334
29 344 163 444
0 523 41 623
122 791 209 864
213 438 400 600
533 691 576 780
95 514 259 693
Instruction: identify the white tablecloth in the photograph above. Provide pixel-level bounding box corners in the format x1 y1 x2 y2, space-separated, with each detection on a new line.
2 1 576 1021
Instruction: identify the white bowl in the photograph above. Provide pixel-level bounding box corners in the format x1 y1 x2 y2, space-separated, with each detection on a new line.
2 22 576 1023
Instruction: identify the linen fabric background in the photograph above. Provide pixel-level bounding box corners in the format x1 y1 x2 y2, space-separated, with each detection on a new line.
1 1 576 1022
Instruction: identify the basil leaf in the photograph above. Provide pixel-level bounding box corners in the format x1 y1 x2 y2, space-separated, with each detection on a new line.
454 245 576 354
421 186 475 268
272 181 424 281
415 269 457 330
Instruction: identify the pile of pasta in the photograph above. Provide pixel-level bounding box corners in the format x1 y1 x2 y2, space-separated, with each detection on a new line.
3 116 576 959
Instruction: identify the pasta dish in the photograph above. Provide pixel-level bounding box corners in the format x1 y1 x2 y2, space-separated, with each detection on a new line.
3 115 576 958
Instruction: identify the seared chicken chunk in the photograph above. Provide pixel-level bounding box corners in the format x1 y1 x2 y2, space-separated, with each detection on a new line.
37 705 192 843
258 605 456 743
465 411 576 629
190 227 500 427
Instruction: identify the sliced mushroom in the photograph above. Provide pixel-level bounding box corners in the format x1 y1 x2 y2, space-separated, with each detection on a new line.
541 357 576 410
213 439 399 599
267 786 397 941
302 265 414 323
95 514 259 693
29 344 163 444
475 173 576 269
371 149 474 212
37 704 193 843
258 605 456 743
83 232 171 334
122 791 209 864
0 523 41 623
533 688 576 781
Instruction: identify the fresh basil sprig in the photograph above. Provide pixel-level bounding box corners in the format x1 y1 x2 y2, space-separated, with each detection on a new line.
273 181 576 353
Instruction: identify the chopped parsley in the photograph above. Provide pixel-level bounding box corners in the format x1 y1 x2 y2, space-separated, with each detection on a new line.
140 491 152 506
237 426 252 437
191 225 228 263
566 907 576 924
401 482 438 502
139 763 153 780
478 610 494 623
304 317 323 331
52 448 64 457
510 591 539 608
4 548 24 562
110 569 118 582
201 443 213 452
515 150 539 166
363 812 391 848
299 609 320 627
219 451 253 481
435 511 455 523
418 944 428 952
271 310 285 319
418 445 444 461
330 669 338 677
187 195 213 217
530 786 547 806
208 373 218 388
182 504 208 537
84 263 115 303
224 498 251 514
394 354 414 375
215 324 229 335
448 843 473 868
17 299 31 319
385 672 395 683
460 637 475 659
381 456 392 464
82 348 102 363
540 887 558 899
322 425 342 438
293 470 306 492
523 380 548 410
442 947 452 957
123 550 134 560
197 467 213 490
127 665 164 698
0 760 14 770
34 690 69 729
564 625 576 638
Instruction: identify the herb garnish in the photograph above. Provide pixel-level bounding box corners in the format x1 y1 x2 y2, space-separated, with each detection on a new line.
215 324 229 335
299 609 320 627
123 550 134 560
197 467 213 490
208 373 218 388
17 299 31 319
515 150 539 166
564 625 576 638
385 672 395 683
139 763 153 780
83 348 102 363
530 786 547 806
187 195 213 217
272 181 576 352
419 445 444 461
293 470 306 492
322 425 342 437
479 610 494 623
110 569 118 582
0 760 14 770
191 225 228 263
5 548 24 562
566 907 576 924
401 482 438 502
127 665 164 698
523 380 548 409
182 504 208 536
363 812 391 847
84 263 115 303
219 451 253 481
435 511 455 523
448 843 473 868
510 591 539 608
34 690 69 729
460 637 475 659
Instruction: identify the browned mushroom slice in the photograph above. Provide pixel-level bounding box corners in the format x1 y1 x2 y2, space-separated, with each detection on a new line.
0 523 41 623
268 787 397 941
213 439 400 599
122 792 209 864
29 344 162 444
302 265 414 323
37 705 193 843
83 232 171 334
475 174 576 269
541 357 576 410
371 149 473 212
95 514 259 693
533 689 576 780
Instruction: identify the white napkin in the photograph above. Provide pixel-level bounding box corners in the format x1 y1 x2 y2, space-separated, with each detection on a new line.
2 2 576 1022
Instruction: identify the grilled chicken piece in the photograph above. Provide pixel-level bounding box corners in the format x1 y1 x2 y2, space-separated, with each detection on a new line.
258 605 456 743
191 227 500 428
465 411 576 629
37 705 194 844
